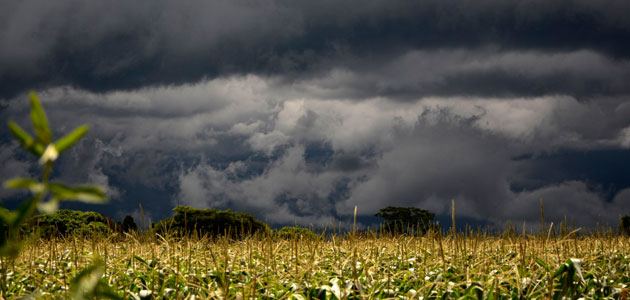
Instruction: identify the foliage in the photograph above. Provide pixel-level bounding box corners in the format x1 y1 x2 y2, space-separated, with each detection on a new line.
621 215 630 236
275 226 321 240
375 206 435 235
152 206 269 237
24 209 112 237
1 92 119 299
3 230 630 299
122 215 139 233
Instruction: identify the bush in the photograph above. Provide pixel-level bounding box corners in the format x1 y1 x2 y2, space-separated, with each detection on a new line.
275 226 320 240
25 209 112 238
152 206 269 237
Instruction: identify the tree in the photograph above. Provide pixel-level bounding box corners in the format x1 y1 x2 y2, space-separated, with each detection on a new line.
25 209 112 238
122 215 138 233
620 215 630 236
152 206 270 237
375 206 435 235
275 226 320 240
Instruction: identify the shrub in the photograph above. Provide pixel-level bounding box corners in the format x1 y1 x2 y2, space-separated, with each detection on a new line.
152 206 269 237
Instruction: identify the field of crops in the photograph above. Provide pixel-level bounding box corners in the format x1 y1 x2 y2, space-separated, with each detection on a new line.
2 230 629 299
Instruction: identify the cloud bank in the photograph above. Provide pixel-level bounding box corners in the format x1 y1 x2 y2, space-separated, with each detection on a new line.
1 0 629 228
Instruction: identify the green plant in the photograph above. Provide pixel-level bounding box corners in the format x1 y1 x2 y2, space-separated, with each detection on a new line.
1 92 120 299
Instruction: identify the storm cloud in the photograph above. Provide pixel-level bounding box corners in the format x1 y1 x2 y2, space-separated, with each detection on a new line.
1 0 629 228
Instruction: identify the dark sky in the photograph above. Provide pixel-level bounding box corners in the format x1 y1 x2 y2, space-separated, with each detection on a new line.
1 0 630 229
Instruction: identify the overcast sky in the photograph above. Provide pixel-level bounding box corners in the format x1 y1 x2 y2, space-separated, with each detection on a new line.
1 0 630 229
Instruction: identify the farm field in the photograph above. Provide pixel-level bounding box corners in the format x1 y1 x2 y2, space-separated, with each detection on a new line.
3 230 630 299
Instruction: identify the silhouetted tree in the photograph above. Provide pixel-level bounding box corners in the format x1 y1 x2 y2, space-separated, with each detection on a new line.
620 215 630 236
122 215 138 232
375 206 435 235
152 206 269 237
24 209 111 237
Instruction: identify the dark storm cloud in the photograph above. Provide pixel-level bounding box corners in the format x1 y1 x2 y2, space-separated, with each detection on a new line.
283 49 630 100
1 0 630 99
512 149 630 200
2 0 630 229
2 79 630 227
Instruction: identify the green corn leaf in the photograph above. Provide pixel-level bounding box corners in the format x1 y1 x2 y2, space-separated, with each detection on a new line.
29 92 52 144
0 208 10 224
535 257 548 270
133 254 150 267
12 197 38 228
553 263 568 278
54 125 88 153
70 263 103 300
37 199 60 214
4 178 45 194
69 261 122 300
71 186 107 203
8 121 44 156
92 282 123 300
47 183 107 203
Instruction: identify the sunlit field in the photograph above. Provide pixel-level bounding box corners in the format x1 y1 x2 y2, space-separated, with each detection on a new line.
3 228 629 299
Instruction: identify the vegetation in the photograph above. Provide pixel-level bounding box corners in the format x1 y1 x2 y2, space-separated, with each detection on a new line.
0 226 628 299
24 209 112 237
274 226 321 240
1 92 117 299
621 215 630 236
122 215 139 233
152 206 269 237
375 206 436 235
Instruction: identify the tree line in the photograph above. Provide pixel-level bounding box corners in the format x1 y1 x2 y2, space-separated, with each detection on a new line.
7 205 630 239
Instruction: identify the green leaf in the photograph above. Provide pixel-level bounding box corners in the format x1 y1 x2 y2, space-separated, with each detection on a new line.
133 254 150 267
92 283 123 300
54 125 88 153
70 263 103 300
4 178 45 194
12 197 38 228
14 290 42 299
535 257 548 270
0 206 12 225
47 183 107 203
69 261 123 299
553 263 568 278
8 121 44 156
29 92 52 144
37 199 60 214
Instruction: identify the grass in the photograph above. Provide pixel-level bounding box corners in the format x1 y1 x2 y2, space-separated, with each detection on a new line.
1 228 629 299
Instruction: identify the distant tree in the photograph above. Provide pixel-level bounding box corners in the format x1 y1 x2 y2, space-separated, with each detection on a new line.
122 215 138 232
275 226 320 240
375 206 435 235
152 206 269 237
620 215 630 236
25 209 112 237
